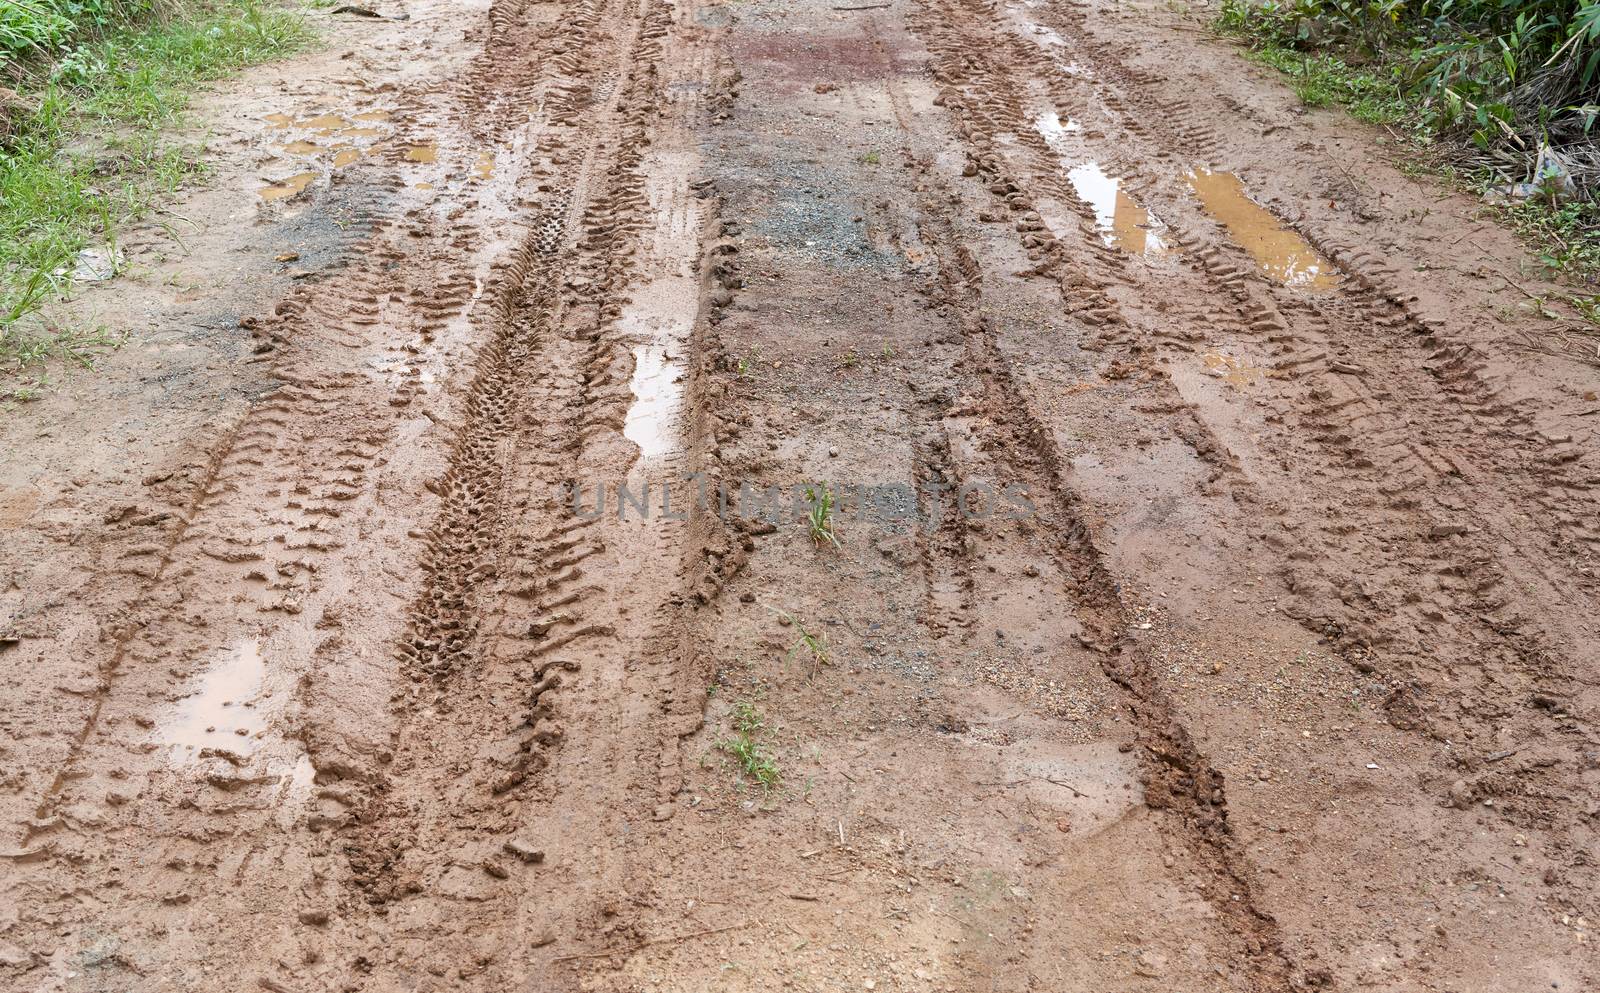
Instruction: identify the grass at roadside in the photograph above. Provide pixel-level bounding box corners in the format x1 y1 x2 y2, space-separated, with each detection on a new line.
1213 3 1600 290
1 1 313 371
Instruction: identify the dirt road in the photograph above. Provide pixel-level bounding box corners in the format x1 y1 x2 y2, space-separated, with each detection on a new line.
2 0 1597 989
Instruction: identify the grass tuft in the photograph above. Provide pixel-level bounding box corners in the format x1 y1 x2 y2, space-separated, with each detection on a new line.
717 700 781 793
783 614 831 675
803 483 838 548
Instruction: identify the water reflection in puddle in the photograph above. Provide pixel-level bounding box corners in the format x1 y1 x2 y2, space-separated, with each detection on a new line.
1031 113 1166 256
159 640 274 755
1203 351 1268 387
624 344 684 461
1185 169 1339 290
472 150 496 181
298 113 349 130
1034 109 1081 145
1067 161 1166 256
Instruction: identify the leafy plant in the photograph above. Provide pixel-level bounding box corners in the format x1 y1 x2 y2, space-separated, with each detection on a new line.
784 614 831 674
803 484 838 547
717 701 781 792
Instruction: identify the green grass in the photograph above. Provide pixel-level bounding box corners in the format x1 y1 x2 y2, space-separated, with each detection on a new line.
1 0 313 367
1245 45 1413 127
717 701 781 793
1500 197 1600 276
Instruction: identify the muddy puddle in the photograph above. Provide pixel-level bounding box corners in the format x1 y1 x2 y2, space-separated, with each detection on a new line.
257 107 397 200
472 150 496 181
1034 109 1081 143
159 640 280 756
1185 169 1339 290
623 344 685 461
154 638 314 811
1202 351 1268 387
1067 161 1167 255
259 172 317 202
1031 113 1167 256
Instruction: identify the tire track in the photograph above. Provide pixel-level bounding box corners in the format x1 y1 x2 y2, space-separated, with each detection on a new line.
925 0 1598 789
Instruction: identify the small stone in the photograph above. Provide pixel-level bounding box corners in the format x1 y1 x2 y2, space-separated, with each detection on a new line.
503 840 545 864
297 909 330 926
0 943 32 968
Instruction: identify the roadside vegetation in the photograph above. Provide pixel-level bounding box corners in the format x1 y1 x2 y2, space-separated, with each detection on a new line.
1216 0 1600 282
1 0 312 370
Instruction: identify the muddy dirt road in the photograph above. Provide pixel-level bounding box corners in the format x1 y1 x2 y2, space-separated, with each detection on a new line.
2 0 1598 989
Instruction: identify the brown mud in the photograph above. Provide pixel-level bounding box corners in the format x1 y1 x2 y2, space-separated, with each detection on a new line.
1 0 1596 990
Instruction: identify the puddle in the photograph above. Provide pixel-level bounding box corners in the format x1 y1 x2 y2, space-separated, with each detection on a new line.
1066 162 1167 255
472 150 496 181
259 172 317 202
159 640 276 755
1023 21 1067 46
1033 110 1081 145
415 182 434 191
1185 169 1339 290
1030 113 1166 256
1202 351 1268 387
256 109 396 195
405 143 438 164
298 113 349 130
623 344 685 461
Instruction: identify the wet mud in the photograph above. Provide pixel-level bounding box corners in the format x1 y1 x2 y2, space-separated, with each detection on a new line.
2 0 1597 990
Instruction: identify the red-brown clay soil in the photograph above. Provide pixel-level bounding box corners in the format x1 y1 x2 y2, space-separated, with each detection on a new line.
2 0 1597 990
